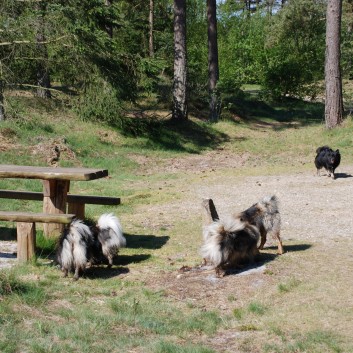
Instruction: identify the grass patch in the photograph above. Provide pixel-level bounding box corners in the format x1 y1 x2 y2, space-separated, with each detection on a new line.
0 269 47 305
110 290 221 336
232 308 243 320
278 278 301 293
265 329 344 353
248 302 266 315
36 230 58 259
153 341 215 353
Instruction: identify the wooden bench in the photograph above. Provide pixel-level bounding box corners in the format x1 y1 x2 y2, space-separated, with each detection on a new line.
0 190 120 219
0 211 75 262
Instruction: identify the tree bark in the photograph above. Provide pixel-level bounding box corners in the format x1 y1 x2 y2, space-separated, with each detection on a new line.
207 0 220 122
36 2 52 99
0 78 5 121
105 0 113 38
149 0 154 57
325 0 343 129
172 0 188 121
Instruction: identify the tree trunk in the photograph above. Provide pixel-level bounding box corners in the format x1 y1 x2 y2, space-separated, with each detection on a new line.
172 0 188 121
207 0 220 122
36 2 51 99
325 0 343 129
0 79 5 121
149 0 154 57
105 0 113 38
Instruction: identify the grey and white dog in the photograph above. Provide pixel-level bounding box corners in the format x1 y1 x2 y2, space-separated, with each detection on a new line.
56 219 94 280
236 195 283 254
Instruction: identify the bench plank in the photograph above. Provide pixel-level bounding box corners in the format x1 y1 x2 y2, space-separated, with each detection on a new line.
0 190 43 200
0 190 120 205
0 211 75 262
0 165 108 181
0 211 75 223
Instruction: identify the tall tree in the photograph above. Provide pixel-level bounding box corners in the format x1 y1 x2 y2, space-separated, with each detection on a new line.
149 0 154 57
172 0 188 120
207 0 220 122
0 75 5 121
325 0 344 128
35 1 52 99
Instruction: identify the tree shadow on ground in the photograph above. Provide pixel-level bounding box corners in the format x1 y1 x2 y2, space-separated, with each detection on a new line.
117 92 326 153
223 94 325 130
125 233 169 249
116 116 230 153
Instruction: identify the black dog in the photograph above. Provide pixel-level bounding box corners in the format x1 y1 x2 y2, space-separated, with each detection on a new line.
315 146 341 179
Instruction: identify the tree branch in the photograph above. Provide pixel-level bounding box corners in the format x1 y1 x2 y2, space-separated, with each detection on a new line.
0 35 69 47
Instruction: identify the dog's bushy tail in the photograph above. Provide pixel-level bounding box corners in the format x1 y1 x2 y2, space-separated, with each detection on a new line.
316 145 331 154
201 218 253 267
57 219 93 270
97 213 126 249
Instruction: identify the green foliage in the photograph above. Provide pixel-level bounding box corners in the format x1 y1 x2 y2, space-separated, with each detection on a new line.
218 12 268 91
186 0 209 101
74 78 123 123
260 0 326 98
341 1 353 79
1 0 351 129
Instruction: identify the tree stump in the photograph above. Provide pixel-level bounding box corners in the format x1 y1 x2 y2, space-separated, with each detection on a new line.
202 198 220 226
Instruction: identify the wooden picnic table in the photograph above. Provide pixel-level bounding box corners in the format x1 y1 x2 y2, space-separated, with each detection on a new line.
0 165 108 236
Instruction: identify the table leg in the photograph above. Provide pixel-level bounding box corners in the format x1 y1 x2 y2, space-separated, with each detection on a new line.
42 180 70 237
17 222 36 262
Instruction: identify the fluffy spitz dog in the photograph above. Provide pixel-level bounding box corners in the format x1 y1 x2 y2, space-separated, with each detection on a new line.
201 217 260 277
56 219 94 280
315 146 341 179
236 195 283 255
56 213 126 280
91 213 126 268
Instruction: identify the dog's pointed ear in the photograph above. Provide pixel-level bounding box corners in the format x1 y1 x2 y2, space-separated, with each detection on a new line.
336 149 340 153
